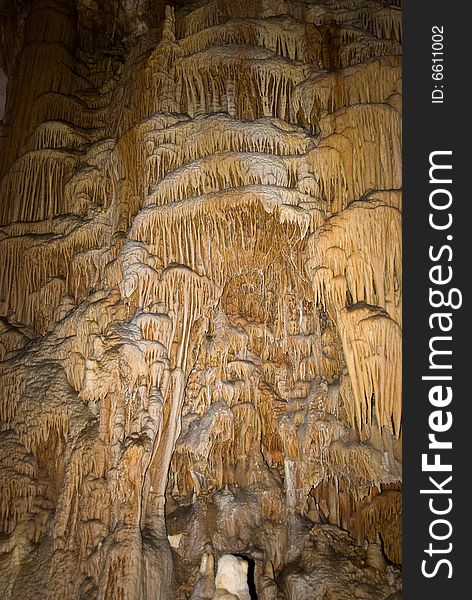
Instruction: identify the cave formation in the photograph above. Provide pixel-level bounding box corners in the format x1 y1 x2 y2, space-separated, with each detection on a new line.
0 0 402 598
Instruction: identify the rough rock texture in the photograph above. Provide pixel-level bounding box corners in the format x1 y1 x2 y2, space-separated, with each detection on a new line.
0 0 402 598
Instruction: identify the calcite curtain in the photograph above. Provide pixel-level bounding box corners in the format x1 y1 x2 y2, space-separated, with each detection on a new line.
0 1 402 598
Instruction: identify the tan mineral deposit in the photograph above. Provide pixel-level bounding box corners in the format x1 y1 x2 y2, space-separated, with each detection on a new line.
0 0 402 598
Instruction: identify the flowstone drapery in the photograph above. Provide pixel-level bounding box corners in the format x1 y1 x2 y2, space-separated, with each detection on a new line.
0 1 402 598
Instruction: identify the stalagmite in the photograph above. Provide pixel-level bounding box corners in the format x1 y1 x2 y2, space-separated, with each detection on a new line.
214 555 251 600
0 0 402 598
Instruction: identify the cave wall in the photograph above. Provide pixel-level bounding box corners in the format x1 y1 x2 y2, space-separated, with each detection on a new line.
0 1 402 598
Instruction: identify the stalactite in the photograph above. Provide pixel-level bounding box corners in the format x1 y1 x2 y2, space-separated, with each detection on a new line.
358 6 402 42
25 120 90 152
306 199 401 437
175 46 303 120
0 431 37 533
0 217 111 332
1 150 78 223
337 306 402 436
143 114 314 185
307 200 402 321
176 0 222 38
0 0 402 597
293 55 401 121
353 487 402 564
178 17 306 61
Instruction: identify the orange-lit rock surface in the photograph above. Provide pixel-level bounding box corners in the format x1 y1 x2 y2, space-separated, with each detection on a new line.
0 1 402 598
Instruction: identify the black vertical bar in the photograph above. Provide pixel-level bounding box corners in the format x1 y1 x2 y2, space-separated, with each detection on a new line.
403 2 468 597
